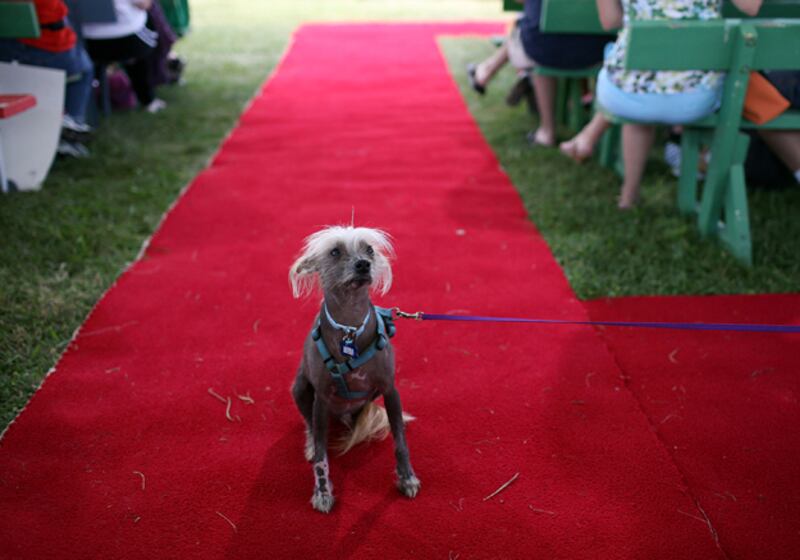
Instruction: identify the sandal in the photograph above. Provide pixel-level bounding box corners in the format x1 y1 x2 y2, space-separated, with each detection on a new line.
466 64 486 95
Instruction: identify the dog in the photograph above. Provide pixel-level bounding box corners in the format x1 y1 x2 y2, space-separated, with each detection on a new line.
289 225 420 513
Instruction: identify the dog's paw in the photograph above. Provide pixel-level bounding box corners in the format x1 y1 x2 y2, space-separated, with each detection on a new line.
397 475 421 498
311 491 335 513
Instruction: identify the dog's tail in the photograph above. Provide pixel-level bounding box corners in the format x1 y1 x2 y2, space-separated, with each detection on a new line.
336 402 415 455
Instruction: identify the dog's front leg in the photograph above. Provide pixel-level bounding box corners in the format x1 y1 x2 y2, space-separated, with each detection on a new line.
310 393 334 513
384 387 421 498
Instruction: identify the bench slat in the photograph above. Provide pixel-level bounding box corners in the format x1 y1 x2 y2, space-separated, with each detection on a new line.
690 109 800 130
537 0 800 33
0 94 37 118
0 2 40 39
626 19 800 71
540 0 608 34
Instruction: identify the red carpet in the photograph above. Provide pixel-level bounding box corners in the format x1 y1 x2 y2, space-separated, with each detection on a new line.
586 294 800 560
0 23 782 559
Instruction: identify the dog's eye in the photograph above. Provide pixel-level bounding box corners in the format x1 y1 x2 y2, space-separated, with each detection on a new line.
329 248 341 258
365 246 374 257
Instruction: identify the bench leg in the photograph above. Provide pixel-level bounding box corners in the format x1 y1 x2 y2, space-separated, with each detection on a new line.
698 131 752 237
718 134 752 266
555 78 567 127
94 63 112 117
567 79 584 132
0 134 8 194
697 147 733 237
677 129 701 215
599 123 620 170
697 25 755 238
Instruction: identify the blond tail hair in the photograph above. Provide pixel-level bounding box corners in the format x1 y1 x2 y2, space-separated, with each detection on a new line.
336 402 415 455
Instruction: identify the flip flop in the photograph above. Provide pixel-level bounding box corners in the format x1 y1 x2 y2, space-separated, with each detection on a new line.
526 130 555 148
467 64 486 95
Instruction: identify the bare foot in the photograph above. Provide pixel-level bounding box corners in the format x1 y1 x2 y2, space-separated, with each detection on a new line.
559 136 593 163
617 189 640 210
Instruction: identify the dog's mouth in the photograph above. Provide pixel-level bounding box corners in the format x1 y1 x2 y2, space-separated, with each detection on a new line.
348 275 372 289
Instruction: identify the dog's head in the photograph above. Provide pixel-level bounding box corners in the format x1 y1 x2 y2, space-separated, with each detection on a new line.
289 226 394 299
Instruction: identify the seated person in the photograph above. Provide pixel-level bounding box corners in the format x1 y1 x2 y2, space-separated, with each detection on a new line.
468 0 610 145
467 5 532 101
0 0 94 154
559 0 763 209
82 0 166 113
751 71 800 186
519 0 610 147
147 0 185 86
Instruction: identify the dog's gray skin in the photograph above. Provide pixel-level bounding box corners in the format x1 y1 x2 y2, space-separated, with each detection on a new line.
291 235 419 513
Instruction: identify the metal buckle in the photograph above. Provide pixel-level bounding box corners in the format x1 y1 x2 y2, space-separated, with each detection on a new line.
392 307 423 321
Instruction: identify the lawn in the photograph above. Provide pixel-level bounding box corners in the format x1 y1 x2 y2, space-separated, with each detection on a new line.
0 0 504 430
439 37 800 299
1 0 798 430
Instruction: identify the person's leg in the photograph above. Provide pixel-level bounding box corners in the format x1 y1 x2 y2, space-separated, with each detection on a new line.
758 130 800 182
559 111 611 162
618 123 656 209
123 56 156 106
147 3 177 86
529 73 557 146
473 43 509 89
63 45 94 124
86 33 159 109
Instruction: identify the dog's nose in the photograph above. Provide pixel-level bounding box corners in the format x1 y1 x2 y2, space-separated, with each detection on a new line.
355 259 371 274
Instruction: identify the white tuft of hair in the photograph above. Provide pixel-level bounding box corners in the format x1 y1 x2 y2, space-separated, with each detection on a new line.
335 402 415 455
289 225 395 298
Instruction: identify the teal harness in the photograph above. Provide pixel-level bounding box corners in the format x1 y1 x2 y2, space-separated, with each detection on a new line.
312 306 397 400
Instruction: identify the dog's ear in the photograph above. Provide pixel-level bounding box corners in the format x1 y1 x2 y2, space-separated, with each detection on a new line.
372 252 393 296
366 230 394 296
289 255 317 298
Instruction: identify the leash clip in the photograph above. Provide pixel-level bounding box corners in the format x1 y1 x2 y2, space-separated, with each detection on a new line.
393 307 423 321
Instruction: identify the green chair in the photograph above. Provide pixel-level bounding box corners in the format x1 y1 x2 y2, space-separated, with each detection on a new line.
623 18 800 265
160 0 191 36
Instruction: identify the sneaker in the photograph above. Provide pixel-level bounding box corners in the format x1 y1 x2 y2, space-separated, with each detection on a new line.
145 98 167 113
166 56 186 84
664 141 682 178
62 114 92 134
61 115 93 143
664 141 709 180
57 139 90 158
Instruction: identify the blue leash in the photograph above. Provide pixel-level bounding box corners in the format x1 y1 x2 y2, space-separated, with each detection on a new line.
393 309 800 334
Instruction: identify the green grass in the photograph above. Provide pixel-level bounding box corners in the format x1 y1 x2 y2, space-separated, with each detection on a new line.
439 37 800 298
2 1 798 430
0 0 504 429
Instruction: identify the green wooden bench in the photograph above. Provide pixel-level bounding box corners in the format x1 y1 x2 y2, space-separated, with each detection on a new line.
623 18 800 265
507 0 800 22
535 1 614 131
501 1 611 131
502 1 800 264
0 1 39 39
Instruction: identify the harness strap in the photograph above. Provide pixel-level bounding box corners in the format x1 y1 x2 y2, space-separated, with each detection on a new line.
313 306 396 400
